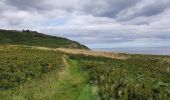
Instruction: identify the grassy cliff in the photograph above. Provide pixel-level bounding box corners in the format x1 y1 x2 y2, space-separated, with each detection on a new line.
0 29 89 49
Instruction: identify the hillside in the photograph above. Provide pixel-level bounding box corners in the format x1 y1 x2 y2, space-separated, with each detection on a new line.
0 29 89 49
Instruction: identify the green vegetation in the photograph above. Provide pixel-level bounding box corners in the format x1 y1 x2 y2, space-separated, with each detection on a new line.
51 60 96 100
0 46 64 89
0 45 170 100
0 46 95 100
0 29 89 49
69 54 170 100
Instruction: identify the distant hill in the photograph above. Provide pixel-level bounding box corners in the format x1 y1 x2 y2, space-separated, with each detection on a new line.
0 29 89 49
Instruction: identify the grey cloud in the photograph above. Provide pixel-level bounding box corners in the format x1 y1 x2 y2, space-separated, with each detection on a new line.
0 0 10 12
40 20 170 45
4 0 79 13
117 0 170 21
80 0 141 18
134 1 170 17
5 0 45 11
4 0 170 20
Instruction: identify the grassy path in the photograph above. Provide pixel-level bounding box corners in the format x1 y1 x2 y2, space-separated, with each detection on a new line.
53 56 96 100
0 56 96 100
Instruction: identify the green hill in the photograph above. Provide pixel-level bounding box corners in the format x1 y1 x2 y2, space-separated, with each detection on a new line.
0 29 89 49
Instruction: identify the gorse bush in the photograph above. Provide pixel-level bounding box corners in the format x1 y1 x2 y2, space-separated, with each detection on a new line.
0 46 64 89
69 54 170 100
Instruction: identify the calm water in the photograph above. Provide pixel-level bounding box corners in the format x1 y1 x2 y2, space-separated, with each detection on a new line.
93 47 170 55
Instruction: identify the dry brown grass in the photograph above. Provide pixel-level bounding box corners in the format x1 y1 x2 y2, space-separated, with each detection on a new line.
55 48 128 60
163 58 170 63
0 45 128 60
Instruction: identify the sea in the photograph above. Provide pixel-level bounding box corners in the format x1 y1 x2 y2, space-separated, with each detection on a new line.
93 47 170 56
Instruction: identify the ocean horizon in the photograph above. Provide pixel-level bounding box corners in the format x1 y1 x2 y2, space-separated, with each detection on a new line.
92 47 170 56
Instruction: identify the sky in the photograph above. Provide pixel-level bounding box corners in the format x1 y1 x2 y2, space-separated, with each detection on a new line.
0 0 170 49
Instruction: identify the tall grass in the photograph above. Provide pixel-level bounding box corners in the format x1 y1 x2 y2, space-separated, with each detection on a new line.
69 54 170 100
0 46 64 89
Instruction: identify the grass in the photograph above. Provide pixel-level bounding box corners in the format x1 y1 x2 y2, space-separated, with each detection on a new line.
56 48 127 59
52 59 96 100
1 45 170 100
0 45 64 89
0 46 65 99
69 54 170 100
0 46 95 100
0 70 61 100
77 85 97 100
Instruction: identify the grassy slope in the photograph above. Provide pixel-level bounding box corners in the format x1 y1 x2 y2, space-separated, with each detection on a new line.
0 29 89 49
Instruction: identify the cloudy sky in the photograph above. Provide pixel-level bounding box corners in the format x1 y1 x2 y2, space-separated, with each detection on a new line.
1 0 170 49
